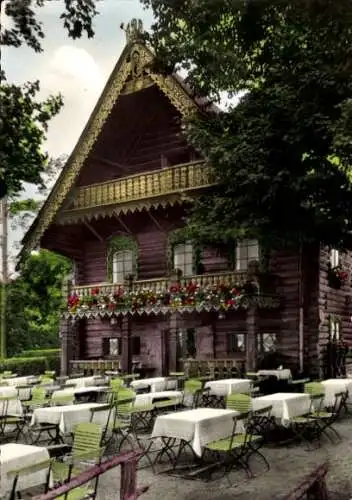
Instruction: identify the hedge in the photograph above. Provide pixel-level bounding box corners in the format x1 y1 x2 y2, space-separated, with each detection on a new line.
18 348 60 358
0 356 54 376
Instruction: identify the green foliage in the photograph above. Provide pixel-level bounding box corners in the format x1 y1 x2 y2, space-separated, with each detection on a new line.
143 0 352 249
1 0 99 53
5 250 71 357
0 356 49 376
0 77 63 198
16 348 60 358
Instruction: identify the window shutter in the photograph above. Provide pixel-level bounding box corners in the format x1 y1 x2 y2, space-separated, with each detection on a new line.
131 337 141 356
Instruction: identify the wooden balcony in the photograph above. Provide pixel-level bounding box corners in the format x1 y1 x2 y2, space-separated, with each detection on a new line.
67 160 214 213
70 271 248 297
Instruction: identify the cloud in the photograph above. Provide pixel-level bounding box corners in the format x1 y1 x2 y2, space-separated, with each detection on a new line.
39 45 106 156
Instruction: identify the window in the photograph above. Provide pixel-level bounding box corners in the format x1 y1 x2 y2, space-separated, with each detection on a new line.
112 250 134 284
329 317 340 341
102 338 121 356
257 333 277 354
178 328 196 358
330 249 339 268
173 242 193 276
236 239 259 271
131 337 141 356
228 333 246 353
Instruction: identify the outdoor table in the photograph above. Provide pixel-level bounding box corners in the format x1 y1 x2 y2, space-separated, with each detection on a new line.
4 376 38 387
321 378 352 406
251 392 310 426
0 443 50 498
135 391 183 407
131 377 171 392
204 378 252 397
257 369 292 380
30 402 108 435
52 386 109 403
65 376 99 388
152 408 239 457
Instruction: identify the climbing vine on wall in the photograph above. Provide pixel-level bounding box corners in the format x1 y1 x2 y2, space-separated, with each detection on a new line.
107 235 139 281
166 228 204 275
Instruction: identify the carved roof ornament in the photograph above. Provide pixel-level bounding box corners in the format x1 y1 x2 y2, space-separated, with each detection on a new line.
121 18 144 44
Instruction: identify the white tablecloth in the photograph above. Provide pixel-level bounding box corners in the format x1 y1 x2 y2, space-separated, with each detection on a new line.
252 392 310 425
0 443 50 498
257 369 292 380
52 386 108 399
204 379 252 396
135 391 183 407
4 376 37 387
152 408 239 456
0 388 23 416
321 378 352 406
131 377 168 392
65 377 98 388
30 403 108 434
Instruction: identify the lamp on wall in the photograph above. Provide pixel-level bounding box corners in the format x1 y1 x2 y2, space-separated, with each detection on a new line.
218 311 226 320
110 317 117 326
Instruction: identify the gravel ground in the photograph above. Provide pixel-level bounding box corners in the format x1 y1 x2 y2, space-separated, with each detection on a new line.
98 415 352 500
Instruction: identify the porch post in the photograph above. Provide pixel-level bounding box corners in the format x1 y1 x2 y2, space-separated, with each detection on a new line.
60 318 74 376
168 313 178 373
246 305 258 371
121 315 132 374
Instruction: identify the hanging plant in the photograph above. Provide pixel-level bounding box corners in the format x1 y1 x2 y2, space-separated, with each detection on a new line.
327 263 348 289
107 235 139 282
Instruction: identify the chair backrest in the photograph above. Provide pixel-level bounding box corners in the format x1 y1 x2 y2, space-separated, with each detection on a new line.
184 379 203 394
309 393 325 414
72 422 103 458
0 396 10 420
226 393 252 412
7 458 52 500
51 392 74 406
304 382 324 395
31 386 48 402
110 378 124 391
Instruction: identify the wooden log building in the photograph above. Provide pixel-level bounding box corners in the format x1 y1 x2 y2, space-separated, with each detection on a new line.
21 20 352 378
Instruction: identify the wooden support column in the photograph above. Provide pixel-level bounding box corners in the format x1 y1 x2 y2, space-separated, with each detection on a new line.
168 313 178 373
246 306 258 371
60 318 75 376
121 316 132 374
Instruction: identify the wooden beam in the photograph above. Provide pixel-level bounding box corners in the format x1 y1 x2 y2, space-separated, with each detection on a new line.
83 220 103 242
147 212 165 232
114 214 132 234
91 156 129 172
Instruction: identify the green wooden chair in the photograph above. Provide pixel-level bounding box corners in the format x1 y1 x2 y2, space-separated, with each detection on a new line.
182 379 204 408
304 381 324 395
7 458 53 500
0 396 26 442
49 422 104 485
289 393 324 450
310 391 346 444
203 410 269 483
51 392 75 406
23 386 48 415
226 393 252 413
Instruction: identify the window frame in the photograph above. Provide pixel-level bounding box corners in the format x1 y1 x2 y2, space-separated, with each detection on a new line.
102 337 121 357
257 332 277 354
173 241 194 277
107 235 138 283
235 239 260 271
228 332 246 354
329 249 339 268
329 317 340 341
112 249 134 284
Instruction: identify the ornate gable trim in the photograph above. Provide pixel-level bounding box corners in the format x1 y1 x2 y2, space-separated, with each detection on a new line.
21 42 199 255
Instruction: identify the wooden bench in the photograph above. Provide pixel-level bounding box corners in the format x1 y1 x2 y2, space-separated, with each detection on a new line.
33 450 149 500
281 463 329 500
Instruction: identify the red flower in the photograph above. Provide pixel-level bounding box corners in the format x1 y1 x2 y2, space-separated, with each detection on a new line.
91 287 100 296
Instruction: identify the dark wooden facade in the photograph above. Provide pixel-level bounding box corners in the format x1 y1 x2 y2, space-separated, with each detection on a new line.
22 20 352 378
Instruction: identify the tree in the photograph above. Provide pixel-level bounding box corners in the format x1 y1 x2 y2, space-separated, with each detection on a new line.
142 0 352 249
0 0 100 199
4 250 71 357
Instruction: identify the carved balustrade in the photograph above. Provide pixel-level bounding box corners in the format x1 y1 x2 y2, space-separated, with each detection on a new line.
181 358 246 379
70 271 249 298
68 160 214 212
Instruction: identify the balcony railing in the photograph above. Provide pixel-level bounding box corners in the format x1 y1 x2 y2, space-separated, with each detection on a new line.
67 160 214 212
70 271 249 297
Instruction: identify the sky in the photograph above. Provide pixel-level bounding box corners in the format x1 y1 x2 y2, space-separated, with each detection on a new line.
2 0 155 270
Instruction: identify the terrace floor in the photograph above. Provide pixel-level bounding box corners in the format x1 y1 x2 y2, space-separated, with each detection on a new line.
99 416 352 500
